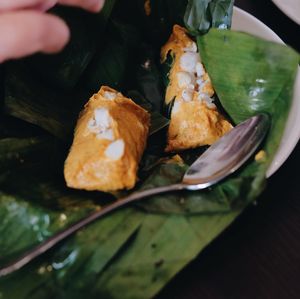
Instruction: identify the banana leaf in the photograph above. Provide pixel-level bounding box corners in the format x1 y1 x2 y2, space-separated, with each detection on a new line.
0 134 144 297
184 0 234 35
0 116 45 139
0 196 143 299
134 45 165 113
127 91 169 135
0 3 299 299
82 20 141 93
136 158 261 214
3 63 83 140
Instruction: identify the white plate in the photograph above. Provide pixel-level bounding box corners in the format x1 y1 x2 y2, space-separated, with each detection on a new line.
232 7 300 177
272 0 300 25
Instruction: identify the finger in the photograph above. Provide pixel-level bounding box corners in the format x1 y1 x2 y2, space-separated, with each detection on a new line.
0 0 56 11
58 0 105 13
32 0 57 11
0 11 70 63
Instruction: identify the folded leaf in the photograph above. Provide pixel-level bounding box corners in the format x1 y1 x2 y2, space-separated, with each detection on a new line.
127 91 169 135
184 0 234 35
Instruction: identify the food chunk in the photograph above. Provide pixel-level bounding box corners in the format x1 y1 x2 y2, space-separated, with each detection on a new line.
161 25 232 152
64 86 150 192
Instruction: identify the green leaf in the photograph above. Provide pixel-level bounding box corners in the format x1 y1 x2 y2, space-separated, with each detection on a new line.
0 207 144 299
135 45 165 113
85 212 239 299
0 192 78 258
197 29 299 123
127 91 169 135
0 116 44 139
82 20 141 92
184 0 234 35
4 63 86 140
0 135 144 298
136 156 262 214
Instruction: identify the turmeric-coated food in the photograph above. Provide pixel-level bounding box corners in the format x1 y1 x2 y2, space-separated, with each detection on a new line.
161 25 232 152
64 86 150 192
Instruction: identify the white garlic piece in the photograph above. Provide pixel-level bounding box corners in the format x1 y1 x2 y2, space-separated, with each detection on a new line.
177 72 195 88
180 52 200 73
196 62 205 77
88 108 115 140
182 89 193 102
172 100 181 114
103 91 117 101
105 139 125 160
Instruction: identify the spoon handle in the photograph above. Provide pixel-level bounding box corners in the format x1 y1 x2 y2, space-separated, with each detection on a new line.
0 183 186 277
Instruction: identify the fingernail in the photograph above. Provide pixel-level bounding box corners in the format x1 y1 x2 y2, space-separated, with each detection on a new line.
35 0 57 12
44 16 70 53
88 0 105 13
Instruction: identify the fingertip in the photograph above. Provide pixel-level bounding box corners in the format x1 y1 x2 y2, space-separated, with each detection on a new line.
58 0 105 13
35 0 57 12
89 0 105 13
41 14 70 53
0 11 71 62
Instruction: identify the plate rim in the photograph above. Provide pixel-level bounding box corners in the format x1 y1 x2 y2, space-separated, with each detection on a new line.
272 0 300 25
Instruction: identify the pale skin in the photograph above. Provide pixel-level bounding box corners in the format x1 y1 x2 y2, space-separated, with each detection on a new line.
0 0 105 63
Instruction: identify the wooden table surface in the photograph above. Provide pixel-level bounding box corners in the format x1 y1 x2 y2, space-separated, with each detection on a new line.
156 1 300 298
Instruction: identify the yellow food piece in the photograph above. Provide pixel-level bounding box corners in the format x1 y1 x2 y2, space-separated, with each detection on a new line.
166 101 233 152
161 25 214 105
64 86 150 192
166 154 184 165
161 25 232 152
255 150 267 162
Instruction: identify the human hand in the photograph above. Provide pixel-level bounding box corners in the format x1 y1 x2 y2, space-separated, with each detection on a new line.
0 0 105 63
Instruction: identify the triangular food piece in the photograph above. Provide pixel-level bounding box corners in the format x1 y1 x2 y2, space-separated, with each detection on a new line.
161 25 232 152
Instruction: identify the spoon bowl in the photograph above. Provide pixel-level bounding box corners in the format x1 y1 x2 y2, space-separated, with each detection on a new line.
183 113 269 189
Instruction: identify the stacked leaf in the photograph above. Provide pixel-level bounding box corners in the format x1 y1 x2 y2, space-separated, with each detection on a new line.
185 0 234 34
0 0 299 298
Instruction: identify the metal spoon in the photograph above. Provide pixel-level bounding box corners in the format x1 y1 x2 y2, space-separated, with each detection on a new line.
0 114 269 277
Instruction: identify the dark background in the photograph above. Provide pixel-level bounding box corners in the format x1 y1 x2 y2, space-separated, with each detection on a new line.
156 1 300 298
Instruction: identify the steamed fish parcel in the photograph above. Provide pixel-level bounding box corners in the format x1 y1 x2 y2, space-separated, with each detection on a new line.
161 25 232 152
64 86 150 192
